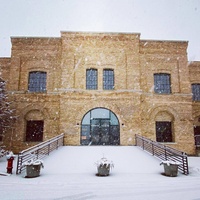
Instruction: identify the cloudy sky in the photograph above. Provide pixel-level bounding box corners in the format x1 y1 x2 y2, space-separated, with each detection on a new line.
0 0 200 60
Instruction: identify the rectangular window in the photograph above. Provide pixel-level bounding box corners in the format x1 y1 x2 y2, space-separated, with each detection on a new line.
26 120 44 142
28 71 47 92
0 119 3 141
154 73 171 94
86 69 98 90
192 84 200 101
194 126 200 146
103 69 114 90
156 121 172 142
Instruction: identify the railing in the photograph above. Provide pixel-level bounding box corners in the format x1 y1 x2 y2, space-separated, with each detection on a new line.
195 135 200 147
135 134 189 175
16 133 64 174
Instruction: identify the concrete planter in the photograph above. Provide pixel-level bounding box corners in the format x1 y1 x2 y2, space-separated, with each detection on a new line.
97 164 111 176
160 161 180 177
95 157 114 176
24 159 44 178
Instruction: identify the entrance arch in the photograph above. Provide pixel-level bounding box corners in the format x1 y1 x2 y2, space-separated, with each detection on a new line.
81 108 120 145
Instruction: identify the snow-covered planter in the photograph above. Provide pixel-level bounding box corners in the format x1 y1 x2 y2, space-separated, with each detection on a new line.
6 151 16 159
95 157 114 176
23 159 44 178
160 160 180 177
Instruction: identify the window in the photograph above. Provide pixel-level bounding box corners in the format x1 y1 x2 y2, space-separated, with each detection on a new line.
26 120 44 142
154 73 171 94
194 126 200 146
28 71 47 92
192 84 200 101
0 126 2 141
86 69 97 90
81 108 120 145
156 121 172 142
103 69 114 90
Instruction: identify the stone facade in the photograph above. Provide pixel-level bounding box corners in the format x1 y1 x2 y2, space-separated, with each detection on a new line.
0 31 199 155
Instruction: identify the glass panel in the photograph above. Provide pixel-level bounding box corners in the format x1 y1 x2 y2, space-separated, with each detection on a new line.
154 73 171 94
91 108 109 119
82 112 90 124
26 120 44 142
110 112 119 125
192 84 200 101
194 126 200 146
28 71 47 92
156 121 172 142
86 69 97 90
110 125 120 145
81 125 90 145
103 69 114 90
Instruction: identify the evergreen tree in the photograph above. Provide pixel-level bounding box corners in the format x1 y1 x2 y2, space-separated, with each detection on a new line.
0 78 16 141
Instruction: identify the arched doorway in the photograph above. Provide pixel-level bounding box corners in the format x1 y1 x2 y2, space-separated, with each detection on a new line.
81 108 120 145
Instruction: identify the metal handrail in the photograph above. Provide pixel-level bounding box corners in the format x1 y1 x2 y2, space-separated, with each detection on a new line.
16 133 64 174
135 134 189 175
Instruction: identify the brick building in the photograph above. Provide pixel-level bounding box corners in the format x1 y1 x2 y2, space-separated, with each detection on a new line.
0 31 200 155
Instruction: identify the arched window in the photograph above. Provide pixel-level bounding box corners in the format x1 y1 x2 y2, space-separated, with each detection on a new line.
28 71 47 92
81 108 120 145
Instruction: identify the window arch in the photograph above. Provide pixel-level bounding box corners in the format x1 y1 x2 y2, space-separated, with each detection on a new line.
81 108 120 145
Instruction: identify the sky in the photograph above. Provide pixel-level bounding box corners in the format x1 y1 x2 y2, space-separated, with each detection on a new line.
0 0 200 61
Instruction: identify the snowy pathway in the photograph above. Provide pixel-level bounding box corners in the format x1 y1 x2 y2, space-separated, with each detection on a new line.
0 146 200 200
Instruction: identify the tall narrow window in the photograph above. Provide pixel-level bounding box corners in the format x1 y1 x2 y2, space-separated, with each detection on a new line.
26 120 44 142
103 69 114 90
156 121 172 142
154 73 171 94
28 71 47 92
86 69 97 90
194 126 200 146
0 126 2 141
192 84 200 101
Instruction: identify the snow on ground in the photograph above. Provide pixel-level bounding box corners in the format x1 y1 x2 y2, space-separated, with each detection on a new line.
0 146 200 200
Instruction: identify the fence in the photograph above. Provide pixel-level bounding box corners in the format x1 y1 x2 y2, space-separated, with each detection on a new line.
135 134 189 175
16 133 64 174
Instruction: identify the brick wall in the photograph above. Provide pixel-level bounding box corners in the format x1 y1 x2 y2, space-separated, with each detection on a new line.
0 32 199 155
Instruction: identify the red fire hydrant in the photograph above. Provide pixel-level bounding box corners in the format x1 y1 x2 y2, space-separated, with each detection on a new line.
6 152 15 174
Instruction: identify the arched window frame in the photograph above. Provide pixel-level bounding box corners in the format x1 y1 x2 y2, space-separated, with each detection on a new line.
81 107 120 145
